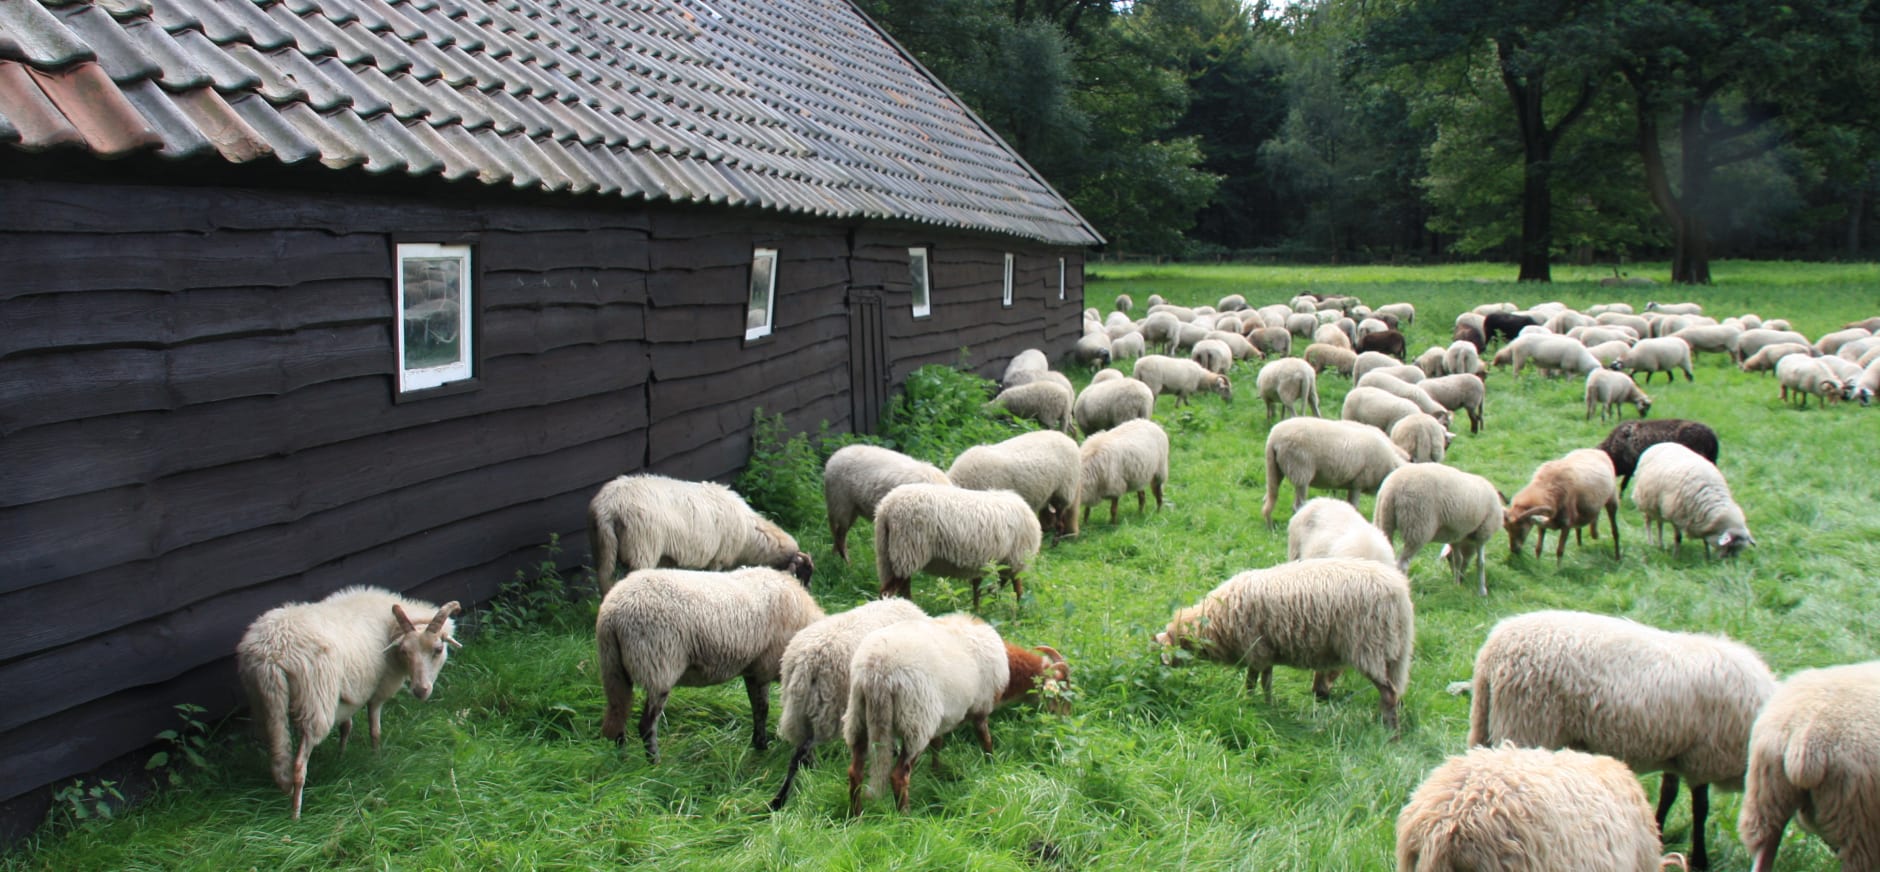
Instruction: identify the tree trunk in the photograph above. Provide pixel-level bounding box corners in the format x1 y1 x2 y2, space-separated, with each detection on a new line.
1847 188 1865 256
1671 103 1712 284
1518 142 1554 282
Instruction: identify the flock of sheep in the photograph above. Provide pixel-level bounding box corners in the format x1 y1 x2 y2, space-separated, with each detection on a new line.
227 287 1878 869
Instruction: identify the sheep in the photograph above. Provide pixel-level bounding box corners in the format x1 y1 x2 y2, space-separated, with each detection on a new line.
1356 371 1451 421
874 483 1042 611
1073 377 1155 434
1132 354 1232 405
1764 318 1795 332
1205 329 1260 361
1105 314 1134 341
1454 311 1487 334
1001 349 1049 386
1474 302 1518 316
946 431 1082 541
1147 293 1165 308
1004 367 1073 394
1595 419 1719 495
1371 364 1428 384
1451 322 1487 353
1845 316 1880 331
1418 373 1486 434
843 613 1069 814
1257 357 1321 422
1396 744 1674 872
1814 327 1872 357
1815 354 1869 403
768 597 929 810
1189 338 1232 374
822 445 951 562
1614 337 1695 384
1515 336 1603 377
1645 301 1704 315
1776 355 1843 408
1078 418 1169 525
1249 326 1293 357
1141 311 1182 350
1149 303 1198 322
1484 312 1538 344
1357 328 1408 360
1569 324 1639 347
1733 328 1813 363
1285 312 1321 337
1109 331 1146 360
988 380 1074 434
588 474 813 595
1443 340 1486 378
1351 351 1403 383
1236 309 1267 332
1287 497 1394 564
1372 463 1503 596
1390 412 1451 464
1469 609 1777 872
237 586 461 819
1342 386 1434 434
1216 292 1248 311
1672 324 1742 356
1172 321 1213 353
1312 323 1353 350
1262 418 1408 529
1738 660 1880 871
1154 558 1414 732
1589 302 1636 315
1587 339 1635 368
1632 442 1753 559
1586 368 1653 421
1416 345 1449 377
1860 345 1880 367
1071 332 1113 368
1862 358 1880 405
1356 317 1391 341
1089 367 1125 385
1257 303 1292 328
1114 293 1133 314
1304 343 1358 377
596 566 823 762
1545 310 1595 334
1374 302 1415 326
1834 335 1880 362
1504 449 1620 563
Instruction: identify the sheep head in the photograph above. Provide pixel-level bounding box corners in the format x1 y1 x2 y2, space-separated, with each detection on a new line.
1154 607 1210 664
1212 375 1233 403
1715 530 1756 559
389 600 460 701
1502 506 1552 552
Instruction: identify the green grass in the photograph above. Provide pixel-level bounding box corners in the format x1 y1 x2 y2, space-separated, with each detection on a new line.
9 262 1880 871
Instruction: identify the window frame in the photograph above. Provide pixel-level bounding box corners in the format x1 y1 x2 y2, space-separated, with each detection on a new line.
1002 252 1015 308
745 247 779 342
1057 256 1067 301
908 247 932 318
394 242 477 397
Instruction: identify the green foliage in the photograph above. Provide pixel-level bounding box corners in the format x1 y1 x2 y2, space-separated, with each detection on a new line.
878 360 1035 466
48 778 123 826
145 703 214 789
734 411 833 534
474 535 590 637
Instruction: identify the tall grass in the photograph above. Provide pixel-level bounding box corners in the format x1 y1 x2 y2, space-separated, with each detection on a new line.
7 263 1877 871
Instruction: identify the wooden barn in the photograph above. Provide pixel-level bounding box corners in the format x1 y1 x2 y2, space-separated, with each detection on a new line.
0 0 1102 817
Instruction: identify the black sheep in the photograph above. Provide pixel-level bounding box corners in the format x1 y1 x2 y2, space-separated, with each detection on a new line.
1483 312 1537 345
1595 419 1720 494
1357 329 1407 360
1452 323 1486 352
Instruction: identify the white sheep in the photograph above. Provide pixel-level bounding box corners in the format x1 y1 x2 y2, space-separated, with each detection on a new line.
1303 343 1358 376
1775 355 1843 408
1250 326 1293 357
1155 558 1414 732
1816 354 1870 403
1419 373 1486 434
1114 293 1133 313
1587 339 1635 368
1071 332 1113 367
1416 345 1449 377
1073 377 1155 434
1190 338 1232 374
1078 418 1169 525
1443 340 1485 378
1312 322 1353 350
1374 302 1415 326
1814 327 1872 357
989 379 1074 433
1396 745 1671 872
1287 497 1393 564
1341 386 1429 434
1738 660 1880 871
1256 357 1321 422
1370 364 1428 384
1285 312 1321 337
597 566 824 762
1206 329 1260 361
1615 337 1695 383
1141 312 1182 350
1586 368 1653 421
1147 293 1167 308
1372 463 1503 596
1350 351 1404 383
1740 342 1815 373
823 445 951 562
1645 301 1704 316
1672 324 1742 355
873 483 1042 612
1355 371 1452 423
1109 331 1147 360
1632 442 1753 558
1090 367 1125 384
1514 336 1603 377
1569 324 1640 347
769 597 928 810
947 430 1083 540
1133 354 1232 405
1001 349 1048 386
1172 321 1212 353
1390 412 1450 464
1469 609 1777 872
1733 328 1813 363
1503 448 1620 563
1262 418 1408 529
589 474 813 594
1217 292 1248 311
238 586 461 819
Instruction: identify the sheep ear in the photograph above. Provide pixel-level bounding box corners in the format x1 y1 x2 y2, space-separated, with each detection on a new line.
426 601 461 635
392 603 417 635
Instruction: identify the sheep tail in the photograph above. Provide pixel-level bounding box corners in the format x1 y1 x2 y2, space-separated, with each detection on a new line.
590 509 620 595
243 659 294 792
1782 721 1828 789
1465 672 1490 747
1262 443 1281 523
858 678 896 798
874 512 896 596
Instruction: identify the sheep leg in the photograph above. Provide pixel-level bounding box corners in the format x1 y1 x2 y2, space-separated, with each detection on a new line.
290 737 312 820
638 688 668 763
1608 503 1621 559
337 716 352 754
769 742 814 811
890 750 916 812
1374 682 1401 736
1311 670 1342 700
1474 545 1488 597
1749 841 1779 872
1004 569 1024 611
1108 497 1120 524
744 675 769 751
1555 527 1568 564
1654 772 1680 834
1136 490 1147 515
1689 782 1710 871
368 701 384 751
846 738 867 817
1151 480 1164 512
1533 528 1546 558
970 576 984 613
973 713 994 754
831 520 850 563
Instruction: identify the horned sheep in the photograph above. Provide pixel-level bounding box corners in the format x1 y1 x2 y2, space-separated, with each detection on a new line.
588 474 813 595
1632 442 1753 559
823 445 951 562
1738 660 1880 871
1586 368 1653 421
947 431 1082 540
1073 377 1156 434
1372 463 1503 596
1078 418 1169 525
1133 355 1232 406
1287 497 1393 564
1262 418 1408 528
1257 357 1321 422
1776 355 1844 408
1503 448 1620 562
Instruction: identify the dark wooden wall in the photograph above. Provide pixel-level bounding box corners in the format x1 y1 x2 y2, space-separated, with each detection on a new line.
0 177 1085 809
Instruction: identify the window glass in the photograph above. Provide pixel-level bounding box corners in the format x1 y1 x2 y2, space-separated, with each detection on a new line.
396 243 474 393
909 247 931 317
1002 253 1014 308
746 248 778 341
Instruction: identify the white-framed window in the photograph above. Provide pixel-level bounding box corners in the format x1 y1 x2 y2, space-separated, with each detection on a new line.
908 247 931 318
396 243 474 393
1002 252 1014 308
745 247 778 341
1057 257 1066 301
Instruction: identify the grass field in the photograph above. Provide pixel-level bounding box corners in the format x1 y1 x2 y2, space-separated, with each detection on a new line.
7 261 1879 871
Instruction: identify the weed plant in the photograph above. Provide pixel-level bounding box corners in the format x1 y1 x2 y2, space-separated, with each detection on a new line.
6 262 1878 871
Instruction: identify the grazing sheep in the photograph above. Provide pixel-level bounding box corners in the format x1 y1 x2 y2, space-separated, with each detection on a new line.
1370 364 1428 384
1304 343 1358 377
1484 312 1538 344
824 445 952 562
1078 418 1169 525
873 483 1042 612
1133 355 1232 406
1089 368 1125 385
597 566 823 762
947 431 1083 540
1342 386 1434 434
1834 335 1880 361
1357 328 1408 360
1515 336 1603 377
989 380 1075 433
1287 498 1394 564
1356 371 1452 423
1109 331 1147 361
1443 341 1486 378
1356 317 1391 341
1141 312 1182 350
1190 338 1232 374
1004 368 1072 394
1147 293 1166 308
1250 326 1293 357
1257 358 1322 422
1595 419 1718 495
1313 323 1353 350
1451 322 1487 353
1861 358 1880 404
1374 302 1415 326
238 586 461 819
1105 315 1136 340
1733 328 1813 363
1001 349 1049 386
1262 418 1408 529
1372 463 1503 596
1285 312 1321 337
1205 329 1260 361
1632 442 1753 559
1738 660 1880 871
1073 377 1155 434
1844 316 1880 331
1814 327 1872 357
1396 745 1671 872
1645 301 1704 316
589 474 813 594
1469 609 1777 872
1217 293 1248 311
1390 412 1450 464
1815 354 1869 402
1672 325 1742 356
1615 337 1695 383
1236 309 1267 332
1351 351 1404 383
1150 303 1198 322
1419 373 1487 434
1545 310 1595 334
1172 321 1212 353
1416 345 1449 377
1071 332 1113 368
1504 449 1620 562
769 597 929 810
1589 302 1636 315
1154 558 1415 732
1455 311 1488 334
1114 293 1133 314
1569 324 1639 347
1586 339 1635 368
1474 302 1518 316
1776 355 1843 409
1586 368 1653 421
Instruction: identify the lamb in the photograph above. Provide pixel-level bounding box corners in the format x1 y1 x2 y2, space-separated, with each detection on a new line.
1071 332 1113 368
873 483 1042 611
1303 343 1358 376
1078 418 1169 525
588 474 813 595
948 431 1082 540
1468 609 1777 872
1396 745 1671 872
768 597 928 810
1001 349 1049 386
1357 328 1408 360
1109 331 1146 360
1418 373 1487 434
1262 418 1408 528
1514 336 1603 377
823 445 952 561
1776 355 1843 408
1372 463 1504 596
1632 442 1753 559
597 566 824 762
237 586 461 819
1586 368 1653 421
1133 354 1233 405
1189 338 1232 374
1288 497 1394 564
1443 340 1485 378
1154 558 1414 732
1503 448 1620 562
1073 377 1155 434
1390 413 1450 464
1738 660 1880 871
1249 326 1293 357
843 613 1069 814
1615 337 1695 383
1595 419 1719 495
1341 386 1434 434
1257 357 1322 422
989 379 1074 433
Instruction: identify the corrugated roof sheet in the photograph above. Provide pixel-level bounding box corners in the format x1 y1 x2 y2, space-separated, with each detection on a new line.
0 0 1103 246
